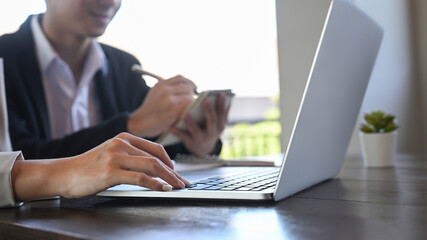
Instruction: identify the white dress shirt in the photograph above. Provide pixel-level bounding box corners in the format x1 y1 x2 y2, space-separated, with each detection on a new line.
1 58 22 208
31 15 107 139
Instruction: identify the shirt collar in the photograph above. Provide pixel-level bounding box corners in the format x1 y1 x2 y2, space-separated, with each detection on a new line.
86 39 108 77
31 15 56 72
31 14 108 76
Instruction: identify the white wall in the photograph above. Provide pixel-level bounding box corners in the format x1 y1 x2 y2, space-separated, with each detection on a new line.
349 0 423 156
276 0 424 157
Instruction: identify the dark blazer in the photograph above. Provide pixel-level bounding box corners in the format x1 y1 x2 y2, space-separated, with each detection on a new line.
0 15 210 159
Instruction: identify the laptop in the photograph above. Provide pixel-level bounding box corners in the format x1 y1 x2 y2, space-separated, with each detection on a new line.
98 0 384 201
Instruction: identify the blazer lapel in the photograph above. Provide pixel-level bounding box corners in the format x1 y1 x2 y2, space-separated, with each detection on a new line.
94 61 119 121
16 15 51 138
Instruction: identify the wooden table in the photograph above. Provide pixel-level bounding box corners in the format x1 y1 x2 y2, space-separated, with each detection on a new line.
1 155 426 240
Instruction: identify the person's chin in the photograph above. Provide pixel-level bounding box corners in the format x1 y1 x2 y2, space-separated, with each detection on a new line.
87 27 108 38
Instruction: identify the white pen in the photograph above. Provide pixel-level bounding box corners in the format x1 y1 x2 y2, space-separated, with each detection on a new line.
131 64 164 81
132 64 199 94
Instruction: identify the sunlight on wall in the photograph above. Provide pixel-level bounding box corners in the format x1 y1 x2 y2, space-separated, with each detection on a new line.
101 0 279 97
0 1 46 34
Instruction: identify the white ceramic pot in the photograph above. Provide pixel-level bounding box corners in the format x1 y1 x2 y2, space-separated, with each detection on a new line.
359 131 397 168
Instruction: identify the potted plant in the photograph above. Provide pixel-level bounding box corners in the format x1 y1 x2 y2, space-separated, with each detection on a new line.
359 110 398 167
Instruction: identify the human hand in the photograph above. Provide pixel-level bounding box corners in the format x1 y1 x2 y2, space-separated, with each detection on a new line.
60 133 190 198
128 75 197 138
11 133 190 202
171 93 229 157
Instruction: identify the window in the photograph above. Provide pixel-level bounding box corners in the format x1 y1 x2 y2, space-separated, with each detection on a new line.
1 0 281 159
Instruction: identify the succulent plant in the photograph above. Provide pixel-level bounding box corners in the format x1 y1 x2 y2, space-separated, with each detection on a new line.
360 110 398 133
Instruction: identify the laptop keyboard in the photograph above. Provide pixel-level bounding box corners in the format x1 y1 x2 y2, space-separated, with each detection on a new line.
187 168 280 191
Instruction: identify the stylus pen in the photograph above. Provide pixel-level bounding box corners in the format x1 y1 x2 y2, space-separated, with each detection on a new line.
131 64 199 94
131 64 164 81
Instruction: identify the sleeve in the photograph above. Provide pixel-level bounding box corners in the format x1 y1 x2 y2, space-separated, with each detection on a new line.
164 139 223 160
0 151 23 208
9 111 129 159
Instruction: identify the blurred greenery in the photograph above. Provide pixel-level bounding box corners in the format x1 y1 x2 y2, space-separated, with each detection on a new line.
220 95 281 159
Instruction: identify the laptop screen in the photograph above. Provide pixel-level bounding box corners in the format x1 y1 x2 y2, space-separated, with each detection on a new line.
274 0 383 201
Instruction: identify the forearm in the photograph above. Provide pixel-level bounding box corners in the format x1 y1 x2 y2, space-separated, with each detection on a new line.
9 133 190 203
11 158 69 202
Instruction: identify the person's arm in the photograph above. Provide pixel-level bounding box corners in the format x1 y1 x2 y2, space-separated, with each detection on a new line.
9 111 130 159
10 133 189 203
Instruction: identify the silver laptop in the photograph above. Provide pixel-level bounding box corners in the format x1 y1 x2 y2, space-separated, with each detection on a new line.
98 0 383 201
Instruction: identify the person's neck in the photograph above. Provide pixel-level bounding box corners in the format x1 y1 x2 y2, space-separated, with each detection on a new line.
41 16 90 84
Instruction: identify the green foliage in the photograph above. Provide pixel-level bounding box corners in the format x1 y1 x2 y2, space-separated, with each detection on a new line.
360 110 398 133
264 95 280 120
220 96 282 159
264 108 280 120
220 120 281 159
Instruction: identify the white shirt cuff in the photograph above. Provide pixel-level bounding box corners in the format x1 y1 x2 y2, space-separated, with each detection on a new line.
0 151 24 207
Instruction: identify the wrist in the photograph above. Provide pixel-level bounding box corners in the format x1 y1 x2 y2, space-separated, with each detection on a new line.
127 113 151 137
127 113 139 135
11 159 62 202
